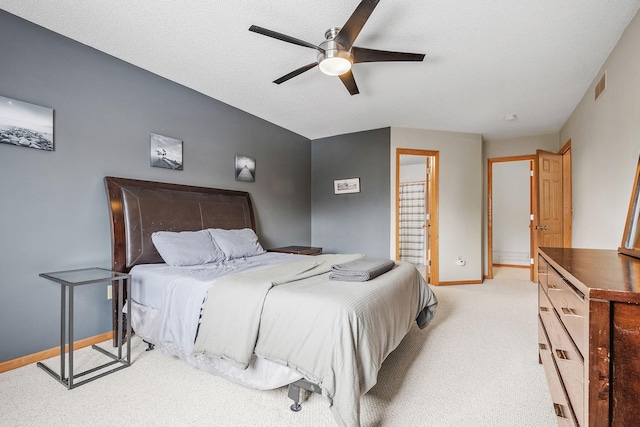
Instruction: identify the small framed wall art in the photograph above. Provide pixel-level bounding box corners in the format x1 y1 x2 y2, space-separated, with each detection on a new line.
0 95 54 151
150 133 183 170
235 155 256 182
334 177 360 194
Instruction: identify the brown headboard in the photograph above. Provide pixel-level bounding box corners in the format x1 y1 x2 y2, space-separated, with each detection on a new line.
105 176 256 273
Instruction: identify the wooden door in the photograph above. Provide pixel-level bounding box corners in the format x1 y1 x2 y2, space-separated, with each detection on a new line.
537 150 563 247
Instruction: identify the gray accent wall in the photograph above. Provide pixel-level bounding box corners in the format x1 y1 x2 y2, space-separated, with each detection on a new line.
311 128 391 258
0 11 311 363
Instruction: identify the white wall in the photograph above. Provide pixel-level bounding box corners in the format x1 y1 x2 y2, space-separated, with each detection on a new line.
560 10 640 249
391 127 483 283
492 161 530 265
484 133 560 159
400 163 426 182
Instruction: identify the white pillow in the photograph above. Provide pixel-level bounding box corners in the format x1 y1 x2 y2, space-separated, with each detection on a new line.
151 229 225 266
207 228 266 260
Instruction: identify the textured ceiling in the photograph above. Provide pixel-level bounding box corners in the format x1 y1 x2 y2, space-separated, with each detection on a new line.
1 1 639 140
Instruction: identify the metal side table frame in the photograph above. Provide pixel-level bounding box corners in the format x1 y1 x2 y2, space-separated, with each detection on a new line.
37 267 131 389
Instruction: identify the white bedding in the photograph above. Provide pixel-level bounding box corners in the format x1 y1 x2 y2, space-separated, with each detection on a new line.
129 252 308 390
130 252 306 353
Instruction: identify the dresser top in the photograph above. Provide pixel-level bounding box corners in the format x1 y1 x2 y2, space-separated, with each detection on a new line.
540 247 640 303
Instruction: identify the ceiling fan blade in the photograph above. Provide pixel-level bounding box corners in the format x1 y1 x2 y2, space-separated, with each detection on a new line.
352 46 425 63
249 25 323 53
338 70 360 95
273 62 318 84
334 0 381 51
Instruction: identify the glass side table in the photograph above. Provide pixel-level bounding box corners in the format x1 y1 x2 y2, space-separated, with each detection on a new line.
37 267 131 389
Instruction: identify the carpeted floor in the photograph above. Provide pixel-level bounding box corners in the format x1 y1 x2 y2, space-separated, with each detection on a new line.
0 267 556 426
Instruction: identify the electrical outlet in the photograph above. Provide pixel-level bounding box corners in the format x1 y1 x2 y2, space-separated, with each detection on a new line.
456 256 466 266
107 285 112 300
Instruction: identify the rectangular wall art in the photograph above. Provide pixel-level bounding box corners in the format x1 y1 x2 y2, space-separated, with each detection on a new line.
0 95 54 151
150 133 183 170
235 155 256 182
334 177 360 194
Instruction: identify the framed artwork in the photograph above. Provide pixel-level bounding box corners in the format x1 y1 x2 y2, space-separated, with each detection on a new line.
150 133 183 170
235 155 255 182
0 95 54 151
334 177 360 194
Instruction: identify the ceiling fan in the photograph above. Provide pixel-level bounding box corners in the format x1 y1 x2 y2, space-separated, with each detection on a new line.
249 0 425 95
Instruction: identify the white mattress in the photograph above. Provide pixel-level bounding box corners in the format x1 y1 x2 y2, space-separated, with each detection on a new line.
128 252 306 389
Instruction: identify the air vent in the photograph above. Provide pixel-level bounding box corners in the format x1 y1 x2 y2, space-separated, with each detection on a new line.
595 71 607 101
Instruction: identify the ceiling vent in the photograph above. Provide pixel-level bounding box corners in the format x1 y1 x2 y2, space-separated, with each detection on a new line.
595 71 607 101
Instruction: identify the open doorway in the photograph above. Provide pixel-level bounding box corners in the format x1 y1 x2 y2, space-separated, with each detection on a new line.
488 155 535 280
396 149 439 284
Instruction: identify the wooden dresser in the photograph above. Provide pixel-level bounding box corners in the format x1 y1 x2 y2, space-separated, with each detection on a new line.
537 247 640 427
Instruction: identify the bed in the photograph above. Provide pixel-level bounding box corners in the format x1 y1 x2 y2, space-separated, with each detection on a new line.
104 176 437 427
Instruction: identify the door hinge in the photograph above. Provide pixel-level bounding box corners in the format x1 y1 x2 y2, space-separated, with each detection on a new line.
530 214 534 221
530 258 535 265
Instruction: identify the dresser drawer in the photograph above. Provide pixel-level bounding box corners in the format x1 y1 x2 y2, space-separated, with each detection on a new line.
538 254 548 290
538 317 578 427
539 283 553 313
539 288 584 427
546 267 586 356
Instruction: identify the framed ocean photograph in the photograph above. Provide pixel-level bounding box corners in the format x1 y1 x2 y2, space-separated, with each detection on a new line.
0 96 54 151
235 155 256 182
150 133 183 170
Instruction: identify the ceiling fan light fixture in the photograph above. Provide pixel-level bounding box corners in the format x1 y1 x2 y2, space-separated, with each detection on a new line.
250 1 425 94
319 56 352 76
318 40 352 76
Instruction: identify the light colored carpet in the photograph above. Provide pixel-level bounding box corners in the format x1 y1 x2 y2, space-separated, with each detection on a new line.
0 269 556 426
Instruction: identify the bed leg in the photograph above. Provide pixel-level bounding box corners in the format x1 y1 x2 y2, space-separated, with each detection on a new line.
288 383 303 412
287 379 321 412
144 341 155 351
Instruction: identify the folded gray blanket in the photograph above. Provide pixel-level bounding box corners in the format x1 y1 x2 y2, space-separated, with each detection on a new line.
329 256 396 282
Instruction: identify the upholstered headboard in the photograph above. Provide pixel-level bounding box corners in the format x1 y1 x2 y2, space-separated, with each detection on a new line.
104 176 256 273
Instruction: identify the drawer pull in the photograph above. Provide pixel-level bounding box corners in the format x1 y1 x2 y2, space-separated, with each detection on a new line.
539 306 549 312
539 343 547 350
555 349 570 360
561 307 580 317
553 403 567 419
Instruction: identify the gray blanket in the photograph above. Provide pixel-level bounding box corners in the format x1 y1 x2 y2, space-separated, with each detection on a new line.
192 256 438 427
192 254 363 369
329 256 395 282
